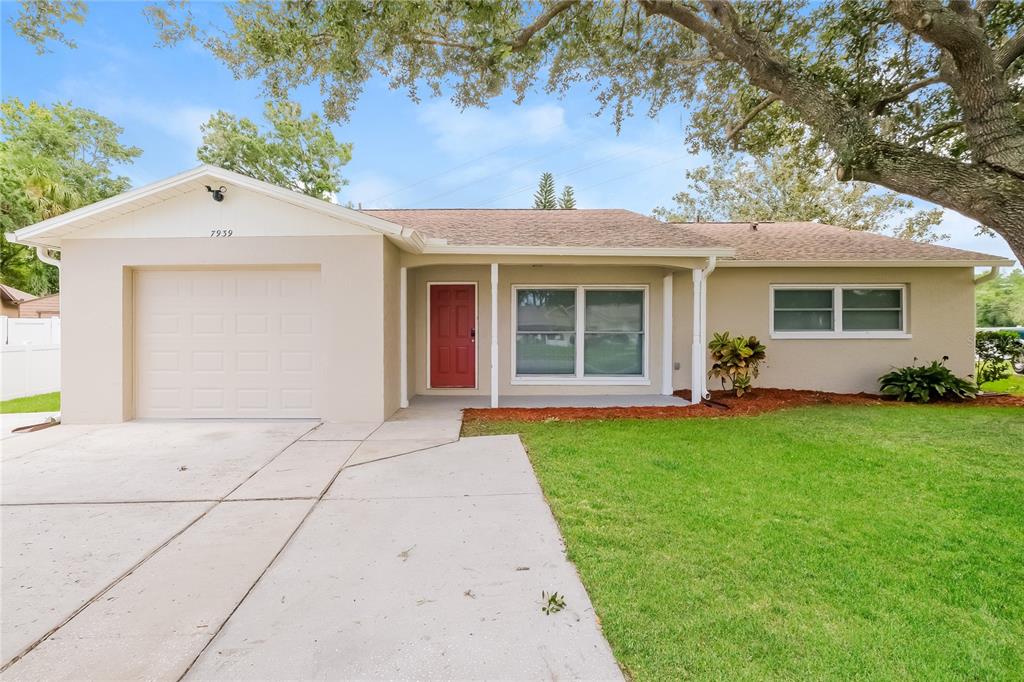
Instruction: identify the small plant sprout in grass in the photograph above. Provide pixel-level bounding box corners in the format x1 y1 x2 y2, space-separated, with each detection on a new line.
541 591 566 615
708 332 767 397
878 356 979 403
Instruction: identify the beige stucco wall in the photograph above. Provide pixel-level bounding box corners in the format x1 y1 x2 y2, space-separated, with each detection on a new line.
705 266 976 393
408 264 676 397
381 240 402 417
59 235 389 424
404 263 975 399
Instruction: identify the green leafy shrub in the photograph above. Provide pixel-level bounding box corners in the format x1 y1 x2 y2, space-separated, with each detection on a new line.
878 357 978 403
708 332 767 397
975 330 1024 384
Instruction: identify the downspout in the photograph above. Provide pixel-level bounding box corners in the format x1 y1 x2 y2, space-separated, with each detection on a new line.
698 256 717 399
31 244 63 428
690 268 703 404
35 245 61 269
974 266 1000 286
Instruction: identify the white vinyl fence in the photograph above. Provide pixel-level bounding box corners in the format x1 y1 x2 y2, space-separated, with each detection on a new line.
1 317 61 400
2 317 61 345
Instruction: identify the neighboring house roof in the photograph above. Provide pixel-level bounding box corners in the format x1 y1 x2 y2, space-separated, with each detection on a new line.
364 208 725 251
671 221 1013 266
0 283 34 303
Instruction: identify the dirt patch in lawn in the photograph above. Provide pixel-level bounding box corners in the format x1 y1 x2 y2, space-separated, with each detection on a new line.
462 388 1024 423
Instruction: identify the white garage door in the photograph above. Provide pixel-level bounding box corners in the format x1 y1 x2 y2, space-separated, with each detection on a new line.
135 269 320 418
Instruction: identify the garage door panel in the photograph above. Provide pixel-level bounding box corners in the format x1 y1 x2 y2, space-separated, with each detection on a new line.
135 270 320 419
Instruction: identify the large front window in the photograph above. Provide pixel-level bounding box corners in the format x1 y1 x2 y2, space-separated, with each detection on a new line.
514 286 647 381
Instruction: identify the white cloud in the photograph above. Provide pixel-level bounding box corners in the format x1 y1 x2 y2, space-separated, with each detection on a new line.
57 76 213 150
418 101 568 158
341 173 402 209
936 209 1016 264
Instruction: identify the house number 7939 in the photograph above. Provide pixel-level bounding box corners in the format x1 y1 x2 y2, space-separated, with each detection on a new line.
210 229 234 237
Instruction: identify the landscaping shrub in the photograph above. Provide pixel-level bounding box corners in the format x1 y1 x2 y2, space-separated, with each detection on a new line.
708 332 767 397
878 357 979 403
975 330 1024 384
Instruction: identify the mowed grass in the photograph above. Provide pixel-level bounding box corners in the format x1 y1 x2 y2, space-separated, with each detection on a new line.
465 406 1024 680
982 372 1024 395
0 391 60 414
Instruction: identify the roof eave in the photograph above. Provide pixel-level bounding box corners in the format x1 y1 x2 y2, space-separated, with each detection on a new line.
418 244 736 258
12 164 412 249
718 258 1017 268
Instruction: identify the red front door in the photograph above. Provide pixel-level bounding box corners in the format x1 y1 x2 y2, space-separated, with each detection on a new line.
430 284 476 388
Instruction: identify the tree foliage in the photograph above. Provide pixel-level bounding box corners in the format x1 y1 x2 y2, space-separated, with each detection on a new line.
8 0 87 53
532 171 557 209
976 269 1024 326
14 1 1024 260
655 147 945 241
197 100 351 200
558 184 576 210
0 98 140 294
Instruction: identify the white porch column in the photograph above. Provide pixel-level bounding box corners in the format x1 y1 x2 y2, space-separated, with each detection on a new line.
490 263 499 408
690 267 703 404
661 272 674 396
399 266 409 408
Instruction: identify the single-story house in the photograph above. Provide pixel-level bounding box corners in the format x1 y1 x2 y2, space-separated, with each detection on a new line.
11 165 1014 424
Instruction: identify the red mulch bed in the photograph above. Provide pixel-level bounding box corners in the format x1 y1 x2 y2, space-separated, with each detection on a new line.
462 388 1024 423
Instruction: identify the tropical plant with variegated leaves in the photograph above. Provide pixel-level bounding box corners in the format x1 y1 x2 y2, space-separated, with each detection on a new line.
708 332 767 397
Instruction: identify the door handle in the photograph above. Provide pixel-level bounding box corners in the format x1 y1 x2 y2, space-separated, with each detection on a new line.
471 328 476 340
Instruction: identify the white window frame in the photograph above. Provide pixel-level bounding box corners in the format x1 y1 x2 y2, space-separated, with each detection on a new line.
511 284 650 385
769 284 910 339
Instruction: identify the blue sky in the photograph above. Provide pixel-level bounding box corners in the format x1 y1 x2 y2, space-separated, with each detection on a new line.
1 1 1014 261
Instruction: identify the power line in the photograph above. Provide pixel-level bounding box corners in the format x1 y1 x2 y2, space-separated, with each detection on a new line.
361 118 572 206
472 146 671 207
403 136 589 207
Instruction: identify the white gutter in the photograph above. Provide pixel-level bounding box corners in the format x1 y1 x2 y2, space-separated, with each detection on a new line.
698 256 717 399
974 266 1001 285
689 255 718 403
32 243 62 425
35 245 61 269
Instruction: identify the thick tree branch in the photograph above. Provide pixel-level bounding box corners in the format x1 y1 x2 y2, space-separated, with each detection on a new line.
871 75 942 115
725 95 779 142
852 140 1024 258
888 0 1024 173
906 119 962 145
406 35 477 52
511 0 579 50
996 29 1024 70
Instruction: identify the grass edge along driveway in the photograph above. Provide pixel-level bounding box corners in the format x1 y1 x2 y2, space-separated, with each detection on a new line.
465 405 1024 681
0 391 60 414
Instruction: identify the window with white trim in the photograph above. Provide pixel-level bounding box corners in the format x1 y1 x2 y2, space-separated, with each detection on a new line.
771 285 907 338
514 286 647 381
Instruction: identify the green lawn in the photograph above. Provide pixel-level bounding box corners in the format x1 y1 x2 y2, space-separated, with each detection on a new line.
466 405 1024 680
0 391 60 414
982 372 1024 395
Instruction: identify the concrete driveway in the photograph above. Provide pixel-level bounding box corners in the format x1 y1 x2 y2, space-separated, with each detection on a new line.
1 405 621 680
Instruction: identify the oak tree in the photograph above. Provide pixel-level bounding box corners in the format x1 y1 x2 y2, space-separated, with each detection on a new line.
14 1 1024 260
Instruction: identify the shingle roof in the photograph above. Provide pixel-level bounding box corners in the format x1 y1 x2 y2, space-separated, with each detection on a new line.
363 208 725 250
670 221 1009 263
0 283 34 302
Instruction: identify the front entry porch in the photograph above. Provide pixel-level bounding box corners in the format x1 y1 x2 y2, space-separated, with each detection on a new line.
397 257 716 411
